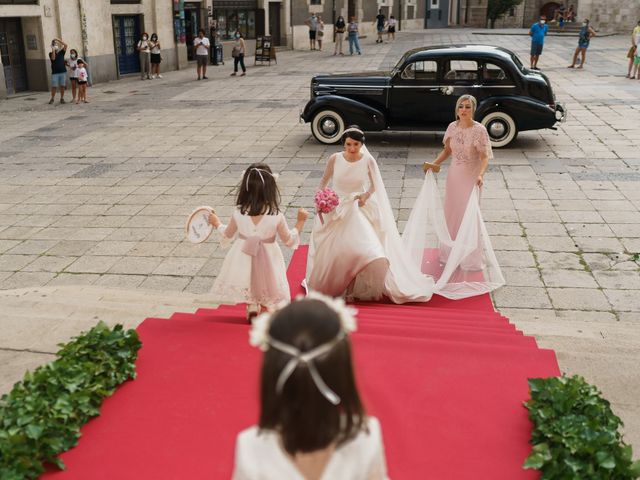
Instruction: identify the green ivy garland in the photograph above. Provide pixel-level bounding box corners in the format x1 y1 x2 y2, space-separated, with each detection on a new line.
524 375 640 479
0 322 142 480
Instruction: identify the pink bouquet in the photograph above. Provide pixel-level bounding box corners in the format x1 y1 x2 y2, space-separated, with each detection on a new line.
314 188 339 224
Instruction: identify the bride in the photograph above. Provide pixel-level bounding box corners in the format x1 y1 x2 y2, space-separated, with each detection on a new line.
307 114 504 303
306 126 434 304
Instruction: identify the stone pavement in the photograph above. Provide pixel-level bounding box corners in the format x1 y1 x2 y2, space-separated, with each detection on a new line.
1 29 639 447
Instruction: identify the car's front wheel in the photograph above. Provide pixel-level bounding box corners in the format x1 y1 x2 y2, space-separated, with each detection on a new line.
310 110 345 144
481 111 518 148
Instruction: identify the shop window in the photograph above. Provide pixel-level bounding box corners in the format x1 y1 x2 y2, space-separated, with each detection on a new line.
216 9 256 40
310 0 322 4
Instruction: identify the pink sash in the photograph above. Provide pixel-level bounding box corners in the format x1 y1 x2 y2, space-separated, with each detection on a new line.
240 234 280 303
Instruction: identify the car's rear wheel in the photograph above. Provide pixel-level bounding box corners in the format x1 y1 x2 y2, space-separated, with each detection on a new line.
481 111 518 148
311 110 345 144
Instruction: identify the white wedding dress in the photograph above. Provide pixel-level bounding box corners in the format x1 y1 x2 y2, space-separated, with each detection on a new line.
306 149 434 304
306 143 503 303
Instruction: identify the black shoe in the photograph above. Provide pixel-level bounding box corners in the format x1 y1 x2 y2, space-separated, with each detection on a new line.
202 76 208 79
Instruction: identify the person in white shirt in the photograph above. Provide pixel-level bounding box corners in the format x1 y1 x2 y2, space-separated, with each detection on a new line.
65 49 80 102
76 59 89 104
149 33 163 79
193 29 210 80
387 16 397 42
232 294 390 480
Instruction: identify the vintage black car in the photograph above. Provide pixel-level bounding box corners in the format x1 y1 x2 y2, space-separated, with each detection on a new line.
300 45 566 147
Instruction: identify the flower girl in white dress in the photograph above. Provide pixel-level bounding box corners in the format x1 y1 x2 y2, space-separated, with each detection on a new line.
232 293 389 480
208 163 309 318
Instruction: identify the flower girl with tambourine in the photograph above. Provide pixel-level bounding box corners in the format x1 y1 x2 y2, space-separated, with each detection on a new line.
207 163 309 319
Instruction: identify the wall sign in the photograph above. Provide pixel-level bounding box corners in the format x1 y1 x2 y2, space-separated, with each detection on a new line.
26 34 38 50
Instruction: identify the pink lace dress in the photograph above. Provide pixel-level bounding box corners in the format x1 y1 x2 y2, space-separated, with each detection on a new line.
442 120 493 239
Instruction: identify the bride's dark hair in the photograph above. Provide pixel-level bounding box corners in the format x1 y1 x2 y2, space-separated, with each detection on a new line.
341 125 365 144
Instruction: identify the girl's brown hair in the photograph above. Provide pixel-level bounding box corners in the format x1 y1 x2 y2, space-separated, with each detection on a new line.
236 163 281 216
258 299 366 454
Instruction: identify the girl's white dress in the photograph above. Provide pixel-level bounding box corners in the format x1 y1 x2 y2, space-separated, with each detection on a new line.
212 209 299 307
232 417 389 480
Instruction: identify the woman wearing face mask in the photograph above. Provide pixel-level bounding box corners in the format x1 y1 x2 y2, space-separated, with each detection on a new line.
230 30 246 77
66 49 80 102
149 33 163 79
137 33 152 80
568 19 597 68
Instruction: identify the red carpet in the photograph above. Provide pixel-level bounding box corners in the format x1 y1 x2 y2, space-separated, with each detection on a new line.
43 247 559 480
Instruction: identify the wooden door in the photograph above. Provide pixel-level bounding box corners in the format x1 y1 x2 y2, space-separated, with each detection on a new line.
0 18 28 95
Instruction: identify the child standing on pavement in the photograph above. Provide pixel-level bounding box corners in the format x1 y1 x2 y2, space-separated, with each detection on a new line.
208 163 309 319
66 49 80 102
76 59 89 104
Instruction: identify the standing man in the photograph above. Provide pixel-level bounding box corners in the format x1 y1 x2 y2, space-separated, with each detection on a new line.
48 38 67 105
374 9 386 44
529 15 548 70
305 13 319 50
193 29 210 80
568 19 597 69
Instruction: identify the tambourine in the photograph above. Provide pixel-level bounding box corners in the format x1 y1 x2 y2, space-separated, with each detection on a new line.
186 206 215 244
423 162 441 173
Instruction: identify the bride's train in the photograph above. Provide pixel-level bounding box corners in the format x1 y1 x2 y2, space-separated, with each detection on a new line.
402 170 505 300
306 144 504 304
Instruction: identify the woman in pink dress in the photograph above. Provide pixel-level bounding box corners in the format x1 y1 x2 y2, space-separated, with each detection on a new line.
402 94 504 298
432 94 492 241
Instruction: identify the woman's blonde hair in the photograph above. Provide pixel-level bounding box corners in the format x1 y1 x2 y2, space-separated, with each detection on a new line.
455 94 477 120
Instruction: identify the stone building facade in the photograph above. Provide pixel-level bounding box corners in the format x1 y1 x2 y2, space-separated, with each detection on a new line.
0 0 283 98
290 0 429 50
492 0 640 32
0 0 188 98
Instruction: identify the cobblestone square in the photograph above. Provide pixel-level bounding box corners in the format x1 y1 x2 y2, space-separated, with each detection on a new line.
1 28 640 446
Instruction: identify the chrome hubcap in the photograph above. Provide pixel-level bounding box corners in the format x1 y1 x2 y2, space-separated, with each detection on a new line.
489 120 507 139
320 118 338 136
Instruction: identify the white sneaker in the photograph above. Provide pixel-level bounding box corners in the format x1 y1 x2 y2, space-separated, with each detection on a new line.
157 74 163 78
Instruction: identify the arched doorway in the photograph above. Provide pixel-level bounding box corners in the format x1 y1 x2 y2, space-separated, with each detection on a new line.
540 2 560 20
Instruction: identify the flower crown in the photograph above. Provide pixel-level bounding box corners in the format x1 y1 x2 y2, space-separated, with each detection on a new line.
249 291 358 405
241 168 279 191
